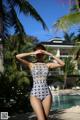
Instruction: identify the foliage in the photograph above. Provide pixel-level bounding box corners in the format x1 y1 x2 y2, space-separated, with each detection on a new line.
62 57 76 88
52 0 80 88
0 34 38 98
0 0 48 38
70 0 80 12
62 57 76 75
53 12 80 31
53 0 80 31
63 32 76 43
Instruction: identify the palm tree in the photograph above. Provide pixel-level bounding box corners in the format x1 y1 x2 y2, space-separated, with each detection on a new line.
0 0 48 39
53 0 80 63
52 1 80 88
63 32 76 43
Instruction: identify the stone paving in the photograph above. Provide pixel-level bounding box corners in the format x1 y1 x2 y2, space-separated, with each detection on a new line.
8 106 80 120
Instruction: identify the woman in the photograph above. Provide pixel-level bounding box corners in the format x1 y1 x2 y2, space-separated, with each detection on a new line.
16 44 65 120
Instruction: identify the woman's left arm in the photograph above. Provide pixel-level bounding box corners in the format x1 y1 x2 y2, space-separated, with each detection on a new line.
47 55 65 68
42 50 65 68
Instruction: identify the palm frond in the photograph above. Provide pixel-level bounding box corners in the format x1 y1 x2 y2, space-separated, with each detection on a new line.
11 0 48 30
0 2 10 38
63 32 76 42
10 8 26 34
53 12 80 31
1 0 48 38
7 0 26 35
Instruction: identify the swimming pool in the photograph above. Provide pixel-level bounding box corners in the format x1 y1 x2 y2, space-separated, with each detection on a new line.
51 95 80 110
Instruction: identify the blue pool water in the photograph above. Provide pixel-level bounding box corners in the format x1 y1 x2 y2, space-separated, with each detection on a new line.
51 95 80 110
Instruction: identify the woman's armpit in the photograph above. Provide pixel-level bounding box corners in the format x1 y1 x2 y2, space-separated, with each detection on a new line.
46 63 62 69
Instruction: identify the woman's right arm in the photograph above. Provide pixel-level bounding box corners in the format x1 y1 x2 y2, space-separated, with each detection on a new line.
16 52 35 68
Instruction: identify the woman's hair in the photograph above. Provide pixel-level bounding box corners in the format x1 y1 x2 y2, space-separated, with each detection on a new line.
34 44 46 51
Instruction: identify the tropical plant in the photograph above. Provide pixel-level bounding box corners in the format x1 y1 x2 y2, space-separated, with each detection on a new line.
62 57 76 88
74 30 80 60
53 0 80 31
0 34 39 99
63 32 76 43
53 0 80 80
53 12 80 31
0 0 48 39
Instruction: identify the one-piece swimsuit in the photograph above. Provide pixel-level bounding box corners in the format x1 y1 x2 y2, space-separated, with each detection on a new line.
30 62 51 101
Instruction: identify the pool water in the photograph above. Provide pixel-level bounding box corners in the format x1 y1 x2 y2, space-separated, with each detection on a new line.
51 95 80 110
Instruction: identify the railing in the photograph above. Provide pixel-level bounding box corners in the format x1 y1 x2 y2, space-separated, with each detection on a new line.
48 70 64 76
48 70 80 76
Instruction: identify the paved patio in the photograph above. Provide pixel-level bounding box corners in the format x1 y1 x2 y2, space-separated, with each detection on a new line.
8 106 80 120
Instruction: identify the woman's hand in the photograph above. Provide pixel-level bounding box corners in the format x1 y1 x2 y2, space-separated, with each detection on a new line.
33 50 43 55
39 50 53 56
33 49 54 56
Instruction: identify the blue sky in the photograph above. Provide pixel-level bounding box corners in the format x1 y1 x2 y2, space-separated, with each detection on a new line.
19 0 72 41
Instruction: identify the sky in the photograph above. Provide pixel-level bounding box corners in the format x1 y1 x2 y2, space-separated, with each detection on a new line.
18 0 76 41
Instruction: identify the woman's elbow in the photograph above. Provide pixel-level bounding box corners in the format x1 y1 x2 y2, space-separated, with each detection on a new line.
16 55 18 58
16 55 20 59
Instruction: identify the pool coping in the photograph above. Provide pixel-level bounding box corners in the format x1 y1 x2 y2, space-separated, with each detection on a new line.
51 89 80 96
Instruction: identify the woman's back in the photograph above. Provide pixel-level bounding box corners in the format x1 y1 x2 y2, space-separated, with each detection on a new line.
30 62 50 101
30 62 49 81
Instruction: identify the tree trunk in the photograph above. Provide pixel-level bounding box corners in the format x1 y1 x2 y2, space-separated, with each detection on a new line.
63 72 67 89
0 0 4 73
0 0 3 38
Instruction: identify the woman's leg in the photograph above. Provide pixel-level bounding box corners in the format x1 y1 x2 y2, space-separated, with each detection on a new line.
30 96 46 120
42 95 52 118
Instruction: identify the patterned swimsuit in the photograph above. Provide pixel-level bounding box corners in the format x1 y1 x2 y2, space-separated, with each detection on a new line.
30 62 51 101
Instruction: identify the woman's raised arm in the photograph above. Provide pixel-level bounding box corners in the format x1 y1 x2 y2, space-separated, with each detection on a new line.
40 50 65 68
16 50 43 67
16 52 35 67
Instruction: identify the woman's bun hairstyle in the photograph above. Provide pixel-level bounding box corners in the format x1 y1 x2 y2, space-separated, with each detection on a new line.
34 44 46 51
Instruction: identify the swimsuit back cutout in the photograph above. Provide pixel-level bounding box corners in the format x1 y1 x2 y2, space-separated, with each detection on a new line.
30 62 48 81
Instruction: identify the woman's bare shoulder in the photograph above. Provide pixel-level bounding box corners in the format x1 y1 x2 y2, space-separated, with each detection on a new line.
29 62 36 69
